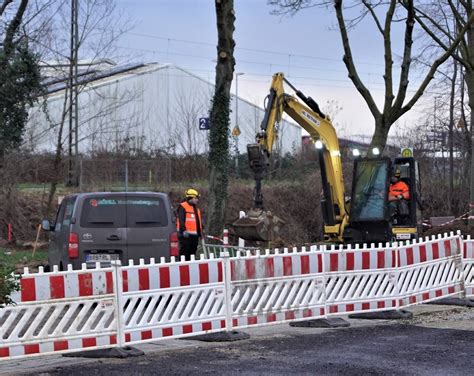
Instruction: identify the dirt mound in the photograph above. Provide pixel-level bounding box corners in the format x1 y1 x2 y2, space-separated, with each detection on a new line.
0 190 45 242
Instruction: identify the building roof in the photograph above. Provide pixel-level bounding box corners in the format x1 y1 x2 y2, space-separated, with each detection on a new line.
41 62 148 94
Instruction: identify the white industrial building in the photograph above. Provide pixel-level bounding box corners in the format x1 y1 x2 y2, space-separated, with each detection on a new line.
26 62 301 156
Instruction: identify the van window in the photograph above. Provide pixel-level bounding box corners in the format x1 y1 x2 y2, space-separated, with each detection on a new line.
127 197 168 227
80 196 167 228
63 198 76 226
54 201 67 232
80 197 127 228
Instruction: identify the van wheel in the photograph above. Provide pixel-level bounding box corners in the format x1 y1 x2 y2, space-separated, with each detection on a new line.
43 264 51 273
59 262 64 271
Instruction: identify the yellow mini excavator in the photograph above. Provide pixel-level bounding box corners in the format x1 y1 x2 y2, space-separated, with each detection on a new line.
232 73 422 244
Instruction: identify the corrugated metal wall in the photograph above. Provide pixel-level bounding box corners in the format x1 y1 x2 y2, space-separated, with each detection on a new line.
26 64 301 156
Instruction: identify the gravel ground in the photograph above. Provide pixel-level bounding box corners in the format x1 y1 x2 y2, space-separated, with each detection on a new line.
400 306 474 324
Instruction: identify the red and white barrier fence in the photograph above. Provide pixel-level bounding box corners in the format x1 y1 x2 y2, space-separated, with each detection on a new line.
2 264 118 359
1 232 472 361
464 235 474 298
120 257 226 345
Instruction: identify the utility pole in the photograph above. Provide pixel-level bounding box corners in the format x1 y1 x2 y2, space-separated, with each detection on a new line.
67 0 79 186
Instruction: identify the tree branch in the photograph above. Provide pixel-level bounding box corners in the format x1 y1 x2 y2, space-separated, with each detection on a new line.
392 0 415 115
447 0 467 27
381 0 396 116
0 0 13 17
362 0 384 35
409 2 468 68
334 0 380 119
3 0 29 56
400 11 474 117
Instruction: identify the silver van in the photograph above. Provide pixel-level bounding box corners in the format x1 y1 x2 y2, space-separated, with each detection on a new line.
42 192 178 270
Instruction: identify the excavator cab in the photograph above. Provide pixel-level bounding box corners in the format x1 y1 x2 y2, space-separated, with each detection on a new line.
390 157 422 241
343 157 421 244
343 158 392 244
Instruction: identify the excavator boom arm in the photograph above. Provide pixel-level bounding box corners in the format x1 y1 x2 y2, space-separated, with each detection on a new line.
255 73 348 241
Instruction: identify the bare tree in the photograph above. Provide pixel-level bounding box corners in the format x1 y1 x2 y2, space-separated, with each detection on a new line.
405 0 474 227
206 0 236 237
25 0 132 214
0 0 44 241
269 1 473 152
171 83 210 155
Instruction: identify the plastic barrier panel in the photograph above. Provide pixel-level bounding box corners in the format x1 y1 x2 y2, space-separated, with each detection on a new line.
119 256 227 345
1 264 118 360
396 234 464 306
464 236 474 298
323 243 399 314
230 247 326 328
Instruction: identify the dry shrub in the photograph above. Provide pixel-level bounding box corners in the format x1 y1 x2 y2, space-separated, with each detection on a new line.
223 174 323 246
5 174 472 246
422 220 474 238
0 189 44 241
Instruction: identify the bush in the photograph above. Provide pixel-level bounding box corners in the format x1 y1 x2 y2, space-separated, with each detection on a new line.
0 263 19 307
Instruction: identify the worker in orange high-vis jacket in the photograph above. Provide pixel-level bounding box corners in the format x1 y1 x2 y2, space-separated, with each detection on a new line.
388 169 410 221
176 188 203 260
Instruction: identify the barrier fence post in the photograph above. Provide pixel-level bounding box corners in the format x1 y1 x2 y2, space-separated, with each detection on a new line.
223 228 229 246
112 260 125 347
458 235 467 299
7 223 13 242
321 244 328 316
238 211 245 248
222 252 233 331
392 242 401 310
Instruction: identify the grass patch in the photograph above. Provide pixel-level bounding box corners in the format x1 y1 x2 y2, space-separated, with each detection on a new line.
0 247 48 269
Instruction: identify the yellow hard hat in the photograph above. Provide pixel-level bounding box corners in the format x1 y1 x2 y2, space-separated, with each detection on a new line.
185 188 200 199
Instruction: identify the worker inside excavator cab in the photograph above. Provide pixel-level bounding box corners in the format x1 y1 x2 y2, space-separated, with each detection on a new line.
388 167 410 225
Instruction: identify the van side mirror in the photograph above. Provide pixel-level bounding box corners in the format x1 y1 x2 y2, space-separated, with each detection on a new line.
42 219 52 231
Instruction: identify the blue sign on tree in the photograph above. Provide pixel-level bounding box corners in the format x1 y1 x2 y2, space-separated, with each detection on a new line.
199 117 210 130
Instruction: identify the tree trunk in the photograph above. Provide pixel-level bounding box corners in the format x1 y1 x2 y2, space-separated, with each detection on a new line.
467 22 474 229
44 90 69 217
368 117 390 152
448 61 457 214
463 75 474 220
206 0 235 237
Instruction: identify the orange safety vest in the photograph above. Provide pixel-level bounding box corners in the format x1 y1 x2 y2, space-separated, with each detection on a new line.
176 201 202 235
389 181 410 200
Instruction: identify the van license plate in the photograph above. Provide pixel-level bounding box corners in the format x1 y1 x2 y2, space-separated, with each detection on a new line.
396 233 411 240
87 254 119 262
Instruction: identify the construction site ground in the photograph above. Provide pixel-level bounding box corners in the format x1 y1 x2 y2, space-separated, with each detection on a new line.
2 303 473 375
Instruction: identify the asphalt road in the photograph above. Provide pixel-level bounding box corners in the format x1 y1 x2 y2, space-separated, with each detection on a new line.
36 324 473 376
7 306 470 376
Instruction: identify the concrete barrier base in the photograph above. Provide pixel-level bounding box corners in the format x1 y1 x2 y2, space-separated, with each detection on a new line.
426 297 474 307
188 330 250 342
349 309 413 320
63 346 144 358
289 317 350 328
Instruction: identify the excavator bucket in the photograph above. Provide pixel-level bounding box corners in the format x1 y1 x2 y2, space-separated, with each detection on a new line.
232 209 285 242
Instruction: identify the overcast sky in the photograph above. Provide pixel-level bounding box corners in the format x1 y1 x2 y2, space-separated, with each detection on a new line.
114 0 433 141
